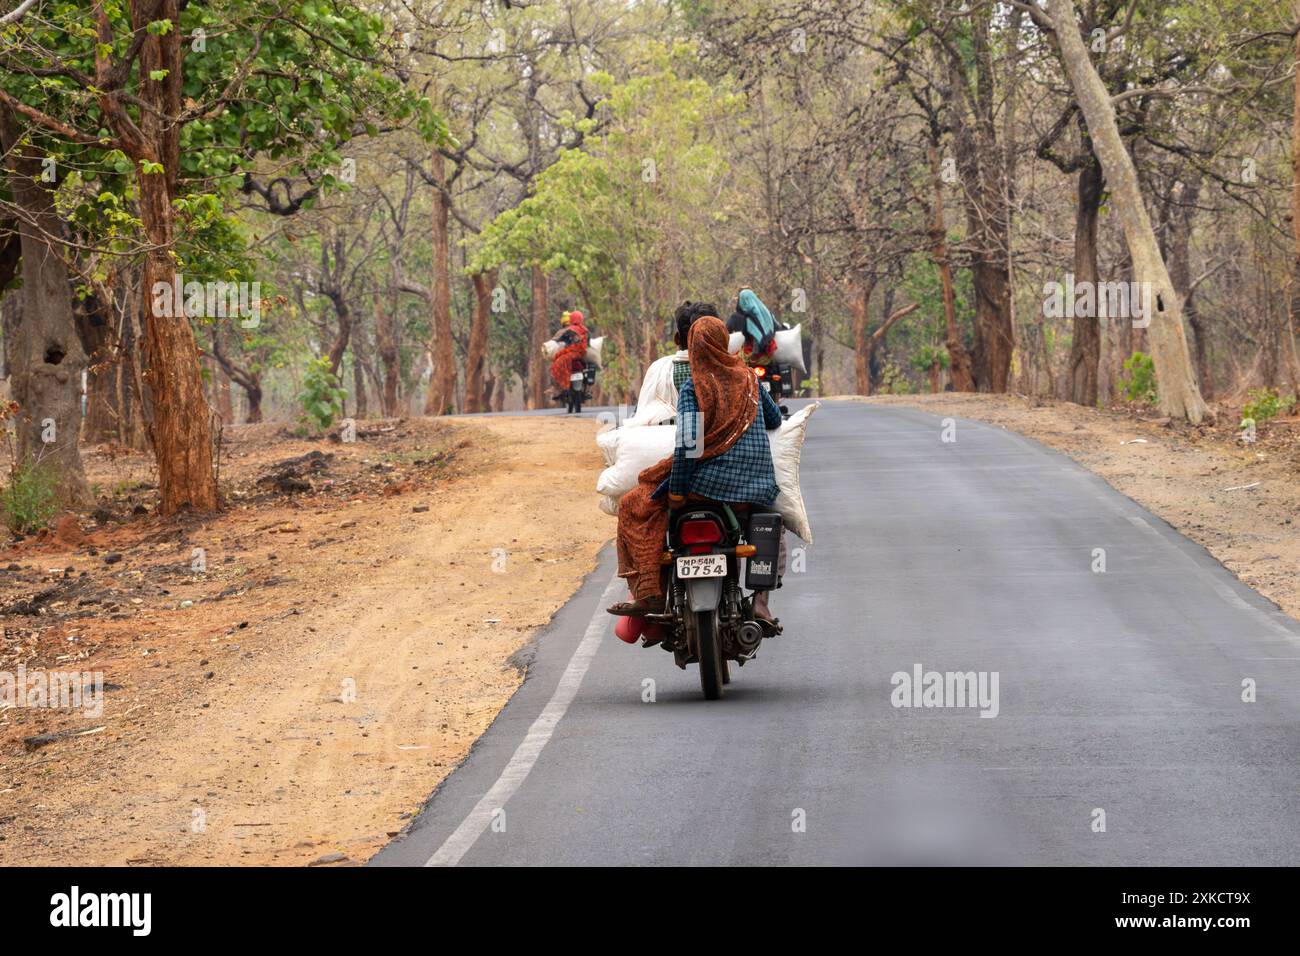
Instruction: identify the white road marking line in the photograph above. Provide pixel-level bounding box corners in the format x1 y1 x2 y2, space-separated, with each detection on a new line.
425 573 624 867
1124 514 1160 535
1120 509 1299 640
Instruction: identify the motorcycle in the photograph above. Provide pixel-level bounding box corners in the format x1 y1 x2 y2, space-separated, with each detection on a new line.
555 358 598 414
643 503 783 700
753 363 793 420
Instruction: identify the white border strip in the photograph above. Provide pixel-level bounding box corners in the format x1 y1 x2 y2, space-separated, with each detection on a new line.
425 574 624 866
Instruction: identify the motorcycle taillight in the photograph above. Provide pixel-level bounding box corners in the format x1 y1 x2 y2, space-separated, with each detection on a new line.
679 518 723 546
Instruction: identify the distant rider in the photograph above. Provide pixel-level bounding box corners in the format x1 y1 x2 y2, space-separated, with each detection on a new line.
550 310 589 396
726 288 779 368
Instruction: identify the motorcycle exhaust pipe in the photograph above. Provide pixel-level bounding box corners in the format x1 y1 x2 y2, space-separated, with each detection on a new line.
737 620 763 654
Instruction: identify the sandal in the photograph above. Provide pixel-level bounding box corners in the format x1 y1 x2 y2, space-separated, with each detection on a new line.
607 597 666 617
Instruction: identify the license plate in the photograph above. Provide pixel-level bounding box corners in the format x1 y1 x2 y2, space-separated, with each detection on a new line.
676 554 727 578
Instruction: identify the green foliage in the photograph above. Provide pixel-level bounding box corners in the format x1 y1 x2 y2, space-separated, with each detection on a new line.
2 460 60 535
471 42 741 392
1242 387 1295 423
798 373 823 397
297 357 347 431
910 344 950 374
10 0 435 291
877 361 915 395
1118 352 1158 404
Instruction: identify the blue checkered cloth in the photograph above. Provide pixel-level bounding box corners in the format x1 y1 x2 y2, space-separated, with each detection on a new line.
655 374 781 505
671 358 691 390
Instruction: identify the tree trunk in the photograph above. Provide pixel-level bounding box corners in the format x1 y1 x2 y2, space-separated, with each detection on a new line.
929 146 976 391
351 339 368 419
208 326 263 425
526 266 549 409
1289 0 1300 389
80 288 120 445
865 299 921 396
950 11 1015 392
117 281 151 449
1165 176 1210 398
1 285 20 383
851 278 876 395
1066 155 1103 406
141 239 219 507
100 0 218 511
244 383 263 424
1185 298 1212 400
465 270 496 414
325 295 352 378
0 102 89 505
1047 0 1208 423
374 294 400 417
203 354 233 425
970 262 1014 392
424 148 455 416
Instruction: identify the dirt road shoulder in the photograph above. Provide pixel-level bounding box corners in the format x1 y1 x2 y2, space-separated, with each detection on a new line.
0 415 611 866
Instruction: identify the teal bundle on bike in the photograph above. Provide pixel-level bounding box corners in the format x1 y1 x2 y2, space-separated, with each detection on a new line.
730 288 778 356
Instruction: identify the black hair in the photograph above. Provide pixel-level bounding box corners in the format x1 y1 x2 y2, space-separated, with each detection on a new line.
673 300 719 349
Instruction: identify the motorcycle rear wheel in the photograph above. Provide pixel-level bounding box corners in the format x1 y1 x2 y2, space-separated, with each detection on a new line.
696 610 724 700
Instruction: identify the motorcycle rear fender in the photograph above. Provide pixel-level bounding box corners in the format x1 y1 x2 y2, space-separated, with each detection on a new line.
686 577 723 612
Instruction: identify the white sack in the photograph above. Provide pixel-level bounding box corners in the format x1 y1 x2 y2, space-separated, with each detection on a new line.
543 335 604 367
595 425 673 498
595 426 622 467
727 327 805 376
769 401 817 543
621 352 685 427
595 402 819 543
773 324 806 374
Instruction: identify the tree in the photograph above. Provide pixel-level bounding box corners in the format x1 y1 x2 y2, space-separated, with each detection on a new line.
473 47 741 397
465 269 498 412
1292 0 1300 356
1044 0 1209 422
1 0 429 511
0 103 89 503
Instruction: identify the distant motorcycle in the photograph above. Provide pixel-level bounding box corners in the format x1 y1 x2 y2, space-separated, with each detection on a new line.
642 502 783 700
754 363 793 420
555 357 598 414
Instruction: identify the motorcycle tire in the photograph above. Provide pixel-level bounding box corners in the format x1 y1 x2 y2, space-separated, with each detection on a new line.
696 610 724 700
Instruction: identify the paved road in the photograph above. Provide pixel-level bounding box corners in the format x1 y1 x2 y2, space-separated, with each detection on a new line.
372 400 1300 866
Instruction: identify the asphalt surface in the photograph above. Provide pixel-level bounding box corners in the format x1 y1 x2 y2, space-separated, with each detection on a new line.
372 400 1300 866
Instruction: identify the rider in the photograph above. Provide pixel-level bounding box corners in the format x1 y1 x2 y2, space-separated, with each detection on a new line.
550 309 589 396
610 315 783 620
726 288 779 368
625 300 786 626
723 288 789 626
